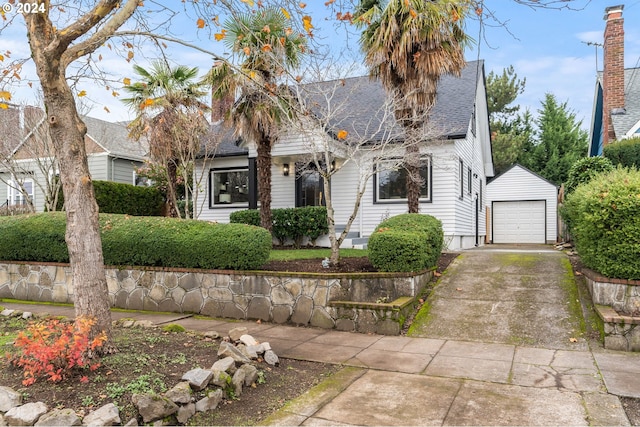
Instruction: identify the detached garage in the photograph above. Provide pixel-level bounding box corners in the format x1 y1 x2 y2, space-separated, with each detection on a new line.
486 164 558 244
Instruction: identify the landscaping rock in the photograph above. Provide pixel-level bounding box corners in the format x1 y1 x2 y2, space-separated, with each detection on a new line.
34 408 81 426
82 403 121 427
176 403 195 424
247 344 265 356
133 320 155 328
211 356 235 374
239 334 258 346
237 363 259 387
237 343 258 360
264 349 279 366
195 389 223 412
132 394 178 424
20 312 32 320
0 387 22 412
0 309 14 317
232 369 246 397
217 341 251 364
262 342 271 351
164 381 192 404
123 418 138 426
4 402 48 426
228 327 248 342
211 370 232 388
0 414 6 427
202 331 220 339
181 368 213 391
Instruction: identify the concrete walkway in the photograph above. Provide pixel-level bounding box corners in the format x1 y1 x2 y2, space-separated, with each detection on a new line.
2 246 640 425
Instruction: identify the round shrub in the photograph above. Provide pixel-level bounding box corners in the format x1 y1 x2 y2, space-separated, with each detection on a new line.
0 213 271 270
563 167 640 279
564 156 614 194
369 213 443 272
604 136 640 169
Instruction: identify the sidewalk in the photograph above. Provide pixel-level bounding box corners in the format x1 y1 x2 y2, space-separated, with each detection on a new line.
2 247 640 425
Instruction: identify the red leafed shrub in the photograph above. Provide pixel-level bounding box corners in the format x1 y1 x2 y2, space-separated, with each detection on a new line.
7 316 106 386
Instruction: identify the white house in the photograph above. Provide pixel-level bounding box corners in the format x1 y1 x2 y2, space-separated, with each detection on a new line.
486 164 558 244
195 60 494 250
0 107 148 213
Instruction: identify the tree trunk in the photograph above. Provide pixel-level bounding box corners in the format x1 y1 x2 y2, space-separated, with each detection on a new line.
406 143 420 213
41 75 114 351
256 138 272 232
166 160 179 218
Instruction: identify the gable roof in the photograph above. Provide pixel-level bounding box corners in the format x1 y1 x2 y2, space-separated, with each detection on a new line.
487 163 558 189
203 59 485 156
82 116 147 160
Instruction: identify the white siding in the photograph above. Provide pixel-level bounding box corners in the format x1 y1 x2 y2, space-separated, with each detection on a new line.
195 156 250 222
486 165 558 244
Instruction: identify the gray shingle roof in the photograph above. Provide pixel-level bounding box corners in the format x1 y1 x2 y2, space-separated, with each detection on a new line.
203 60 483 156
82 116 148 159
597 67 640 138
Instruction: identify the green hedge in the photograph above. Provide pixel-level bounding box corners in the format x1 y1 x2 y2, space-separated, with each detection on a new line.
231 206 328 246
604 137 640 169
562 167 640 279
368 214 443 272
0 213 271 270
57 181 163 216
564 156 614 194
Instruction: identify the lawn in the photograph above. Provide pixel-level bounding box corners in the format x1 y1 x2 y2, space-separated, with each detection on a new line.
268 248 368 262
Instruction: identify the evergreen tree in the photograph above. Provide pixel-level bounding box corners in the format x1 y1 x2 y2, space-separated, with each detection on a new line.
528 93 588 185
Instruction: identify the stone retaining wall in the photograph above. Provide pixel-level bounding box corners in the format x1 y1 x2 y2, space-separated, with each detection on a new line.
583 268 640 351
0 262 432 335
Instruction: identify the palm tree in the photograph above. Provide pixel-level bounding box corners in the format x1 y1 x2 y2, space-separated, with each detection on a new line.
122 61 209 218
355 0 471 212
205 8 306 232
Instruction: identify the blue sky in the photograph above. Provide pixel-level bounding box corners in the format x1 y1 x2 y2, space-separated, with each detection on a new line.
1 1 639 131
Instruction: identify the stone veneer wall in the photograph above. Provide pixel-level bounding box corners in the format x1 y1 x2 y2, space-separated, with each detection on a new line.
0 262 432 335
583 268 640 351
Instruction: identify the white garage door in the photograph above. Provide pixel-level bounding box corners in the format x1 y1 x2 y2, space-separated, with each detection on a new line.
493 201 546 244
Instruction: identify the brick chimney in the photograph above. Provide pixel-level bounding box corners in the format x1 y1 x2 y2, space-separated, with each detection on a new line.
602 4 625 145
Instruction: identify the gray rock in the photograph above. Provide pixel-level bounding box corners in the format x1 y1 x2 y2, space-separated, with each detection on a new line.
0 386 22 412
264 349 279 366
123 418 138 426
217 342 251 364
181 368 213 391
239 334 258 346
202 331 220 339
132 394 178 424
82 403 121 427
133 320 155 328
237 364 259 387
0 309 14 317
232 369 246 397
262 342 272 351
0 414 6 427
211 370 232 388
211 356 235 374
120 320 135 328
5 402 48 426
20 312 32 320
34 408 81 426
237 343 258 360
195 389 223 412
247 344 265 356
176 403 196 424
228 327 249 342
164 381 192 404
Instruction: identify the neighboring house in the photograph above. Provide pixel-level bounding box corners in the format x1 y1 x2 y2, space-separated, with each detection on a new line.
486 164 558 244
0 106 148 212
589 4 640 157
195 60 493 251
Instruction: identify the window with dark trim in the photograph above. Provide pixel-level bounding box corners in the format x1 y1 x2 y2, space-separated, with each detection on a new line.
296 163 326 207
374 157 432 203
467 166 472 195
209 167 249 208
459 159 464 199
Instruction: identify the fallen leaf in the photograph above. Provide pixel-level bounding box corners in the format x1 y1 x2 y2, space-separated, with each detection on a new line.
569 337 578 343
434 271 442 277
456 287 462 291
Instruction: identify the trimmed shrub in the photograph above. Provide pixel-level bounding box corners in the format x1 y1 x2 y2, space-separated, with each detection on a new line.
604 136 640 169
562 167 640 279
231 206 328 246
57 181 164 216
368 213 443 272
0 213 271 270
564 156 614 194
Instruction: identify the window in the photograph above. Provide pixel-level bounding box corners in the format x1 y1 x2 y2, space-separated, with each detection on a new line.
133 171 152 187
375 157 431 203
459 159 464 199
296 163 325 207
210 168 249 207
467 167 472 195
8 178 34 206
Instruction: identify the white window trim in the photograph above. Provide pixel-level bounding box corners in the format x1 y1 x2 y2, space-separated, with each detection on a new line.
374 157 432 203
7 177 34 206
209 167 250 208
